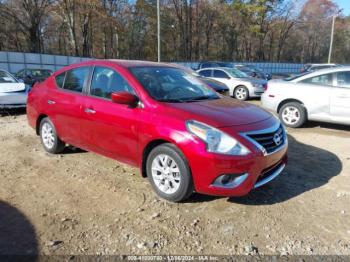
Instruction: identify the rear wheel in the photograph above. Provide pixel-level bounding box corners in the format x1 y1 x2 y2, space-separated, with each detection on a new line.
146 144 193 202
40 117 65 154
279 102 306 128
234 86 249 101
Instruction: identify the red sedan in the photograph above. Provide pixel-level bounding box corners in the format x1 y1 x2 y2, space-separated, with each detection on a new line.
27 60 288 202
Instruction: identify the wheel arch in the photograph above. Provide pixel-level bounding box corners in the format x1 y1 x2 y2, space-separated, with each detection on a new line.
233 85 249 96
36 114 48 135
141 139 172 178
277 99 307 114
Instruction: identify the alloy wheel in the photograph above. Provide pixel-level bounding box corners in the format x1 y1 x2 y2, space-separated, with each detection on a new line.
235 87 248 100
41 122 55 149
151 154 181 194
282 106 300 125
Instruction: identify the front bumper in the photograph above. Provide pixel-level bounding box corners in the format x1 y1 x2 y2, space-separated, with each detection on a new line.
250 86 265 97
182 118 288 197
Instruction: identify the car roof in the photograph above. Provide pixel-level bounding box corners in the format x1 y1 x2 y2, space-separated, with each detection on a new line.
292 66 350 81
197 67 231 71
307 63 337 66
106 59 177 68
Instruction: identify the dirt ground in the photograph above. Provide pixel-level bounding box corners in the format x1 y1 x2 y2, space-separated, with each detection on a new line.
0 102 349 256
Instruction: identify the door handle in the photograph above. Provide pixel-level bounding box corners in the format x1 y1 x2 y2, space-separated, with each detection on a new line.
47 100 56 105
337 95 349 98
84 108 96 114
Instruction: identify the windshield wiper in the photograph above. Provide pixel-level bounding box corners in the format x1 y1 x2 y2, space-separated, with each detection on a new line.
182 95 218 102
158 98 186 103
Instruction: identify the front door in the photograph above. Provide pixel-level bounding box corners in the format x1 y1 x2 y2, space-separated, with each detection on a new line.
80 66 140 166
330 71 350 124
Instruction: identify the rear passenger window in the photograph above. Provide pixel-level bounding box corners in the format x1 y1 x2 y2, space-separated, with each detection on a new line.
300 73 333 86
55 72 65 88
63 67 90 92
90 67 134 99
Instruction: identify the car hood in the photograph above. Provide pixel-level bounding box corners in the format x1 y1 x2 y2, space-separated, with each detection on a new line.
0 82 26 93
166 97 272 127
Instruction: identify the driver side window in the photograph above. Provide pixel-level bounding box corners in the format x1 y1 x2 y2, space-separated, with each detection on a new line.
90 67 134 99
213 70 229 79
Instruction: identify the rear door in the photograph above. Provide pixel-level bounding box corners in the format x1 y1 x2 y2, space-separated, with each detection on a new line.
330 71 350 123
46 66 91 147
296 73 333 118
80 66 140 166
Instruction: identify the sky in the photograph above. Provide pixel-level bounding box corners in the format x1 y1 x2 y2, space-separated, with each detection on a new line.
334 0 350 16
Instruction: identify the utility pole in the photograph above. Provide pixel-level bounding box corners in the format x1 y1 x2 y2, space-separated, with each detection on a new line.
157 0 160 62
328 15 336 64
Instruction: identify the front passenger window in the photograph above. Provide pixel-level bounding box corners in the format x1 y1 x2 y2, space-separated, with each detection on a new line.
90 67 134 99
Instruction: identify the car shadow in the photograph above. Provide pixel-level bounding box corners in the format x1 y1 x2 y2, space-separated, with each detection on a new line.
0 200 38 258
302 121 350 132
61 146 87 155
228 134 342 205
186 134 342 204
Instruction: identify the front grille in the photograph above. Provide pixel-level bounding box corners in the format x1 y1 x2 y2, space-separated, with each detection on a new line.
246 125 285 154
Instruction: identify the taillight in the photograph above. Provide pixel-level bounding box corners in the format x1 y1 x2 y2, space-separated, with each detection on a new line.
263 83 268 91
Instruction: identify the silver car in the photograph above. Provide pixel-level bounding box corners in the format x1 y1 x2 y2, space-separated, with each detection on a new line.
0 69 29 109
197 67 267 101
262 67 350 127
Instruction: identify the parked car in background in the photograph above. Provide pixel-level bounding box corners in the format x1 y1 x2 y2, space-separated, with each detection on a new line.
197 67 267 101
0 69 30 109
235 64 272 80
262 67 350 127
197 61 232 70
15 68 53 87
172 64 229 95
27 60 287 202
300 63 338 73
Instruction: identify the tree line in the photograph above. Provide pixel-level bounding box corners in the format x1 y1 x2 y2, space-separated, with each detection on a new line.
0 0 349 63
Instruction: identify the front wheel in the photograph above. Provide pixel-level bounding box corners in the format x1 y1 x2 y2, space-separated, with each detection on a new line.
40 117 65 154
279 102 307 128
146 144 194 202
234 86 249 101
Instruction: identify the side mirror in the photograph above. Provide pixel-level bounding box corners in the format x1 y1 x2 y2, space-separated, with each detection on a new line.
111 92 139 107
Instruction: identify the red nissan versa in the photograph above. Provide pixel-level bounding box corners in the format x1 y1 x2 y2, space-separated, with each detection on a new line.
27 60 288 202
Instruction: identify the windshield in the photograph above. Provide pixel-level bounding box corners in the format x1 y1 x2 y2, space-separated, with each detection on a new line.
224 68 248 78
0 71 18 83
130 67 219 102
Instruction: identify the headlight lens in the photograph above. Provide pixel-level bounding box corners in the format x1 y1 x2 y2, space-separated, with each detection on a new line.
186 120 250 156
252 83 263 88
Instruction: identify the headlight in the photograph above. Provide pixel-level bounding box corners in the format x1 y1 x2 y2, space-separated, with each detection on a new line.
252 83 263 88
186 120 250 156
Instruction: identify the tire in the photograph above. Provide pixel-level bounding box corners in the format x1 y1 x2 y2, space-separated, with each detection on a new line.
234 86 249 101
279 102 307 128
146 143 194 202
39 117 65 154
